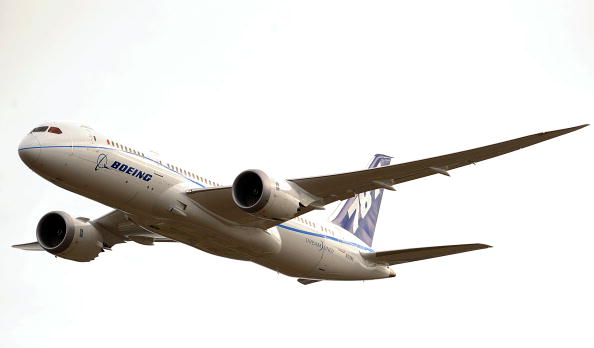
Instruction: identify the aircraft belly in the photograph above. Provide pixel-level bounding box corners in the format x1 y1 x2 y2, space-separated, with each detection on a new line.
255 226 391 280
142 222 250 260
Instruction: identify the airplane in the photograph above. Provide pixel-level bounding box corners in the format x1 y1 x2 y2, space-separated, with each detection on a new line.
14 122 587 284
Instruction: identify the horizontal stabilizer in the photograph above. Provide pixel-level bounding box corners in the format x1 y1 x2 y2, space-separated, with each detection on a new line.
12 241 44 251
361 243 491 265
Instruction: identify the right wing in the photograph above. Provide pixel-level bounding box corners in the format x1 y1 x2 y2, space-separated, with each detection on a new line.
361 243 492 265
186 124 587 229
289 124 588 206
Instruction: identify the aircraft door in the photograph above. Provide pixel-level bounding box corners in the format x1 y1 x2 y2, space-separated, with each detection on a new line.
75 127 99 160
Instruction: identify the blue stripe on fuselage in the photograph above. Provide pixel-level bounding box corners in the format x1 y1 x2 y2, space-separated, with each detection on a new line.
277 224 374 252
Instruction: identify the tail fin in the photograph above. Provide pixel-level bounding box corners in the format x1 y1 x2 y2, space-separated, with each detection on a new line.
330 154 392 247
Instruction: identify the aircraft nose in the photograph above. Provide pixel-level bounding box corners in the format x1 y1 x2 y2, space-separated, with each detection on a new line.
18 133 41 167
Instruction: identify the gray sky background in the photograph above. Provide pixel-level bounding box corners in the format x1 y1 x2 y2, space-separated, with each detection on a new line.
1 1 593 347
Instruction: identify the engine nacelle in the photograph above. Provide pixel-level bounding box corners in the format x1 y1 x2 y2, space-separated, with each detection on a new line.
36 211 104 262
232 170 305 220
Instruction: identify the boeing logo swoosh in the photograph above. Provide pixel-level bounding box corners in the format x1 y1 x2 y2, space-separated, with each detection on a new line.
95 154 109 171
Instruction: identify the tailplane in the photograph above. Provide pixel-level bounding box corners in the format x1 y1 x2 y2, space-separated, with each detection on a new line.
360 243 491 265
330 154 392 246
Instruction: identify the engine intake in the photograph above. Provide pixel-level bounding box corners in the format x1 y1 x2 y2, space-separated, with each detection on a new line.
37 211 75 253
232 170 307 220
232 169 272 212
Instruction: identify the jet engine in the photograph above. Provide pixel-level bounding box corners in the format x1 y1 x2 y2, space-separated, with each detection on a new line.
232 170 308 220
36 211 104 262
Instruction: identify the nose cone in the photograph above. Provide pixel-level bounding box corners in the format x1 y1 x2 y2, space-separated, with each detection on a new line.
18 134 41 168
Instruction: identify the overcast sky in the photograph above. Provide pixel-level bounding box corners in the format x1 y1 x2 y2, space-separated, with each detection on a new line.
1 1 593 347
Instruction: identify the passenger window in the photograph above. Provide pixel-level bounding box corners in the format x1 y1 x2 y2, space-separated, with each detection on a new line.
30 126 48 133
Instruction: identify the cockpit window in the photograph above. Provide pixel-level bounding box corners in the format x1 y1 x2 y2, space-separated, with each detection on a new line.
48 127 62 134
30 126 48 133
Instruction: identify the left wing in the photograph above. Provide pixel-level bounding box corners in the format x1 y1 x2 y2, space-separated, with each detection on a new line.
13 210 175 251
186 124 587 229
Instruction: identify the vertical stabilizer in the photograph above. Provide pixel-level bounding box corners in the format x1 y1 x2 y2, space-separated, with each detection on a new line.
330 154 391 246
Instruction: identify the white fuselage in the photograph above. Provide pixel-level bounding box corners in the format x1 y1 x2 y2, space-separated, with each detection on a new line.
18 123 392 281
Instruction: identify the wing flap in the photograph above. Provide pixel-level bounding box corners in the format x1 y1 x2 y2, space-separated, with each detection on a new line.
361 243 491 265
